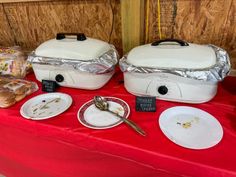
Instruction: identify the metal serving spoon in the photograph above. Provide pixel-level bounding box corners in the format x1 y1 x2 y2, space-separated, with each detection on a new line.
94 96 146 136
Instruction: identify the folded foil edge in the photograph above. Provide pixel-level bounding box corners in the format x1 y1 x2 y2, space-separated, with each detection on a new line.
28 45 119 74
119 45 231 83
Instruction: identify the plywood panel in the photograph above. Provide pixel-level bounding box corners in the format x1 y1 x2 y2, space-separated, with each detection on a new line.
0 0 50 3
110 0 122 53
0 0 122 53
147 0 236 68
220 0 236 68
0 4 15 46
145 0 175 43
1 0 235 68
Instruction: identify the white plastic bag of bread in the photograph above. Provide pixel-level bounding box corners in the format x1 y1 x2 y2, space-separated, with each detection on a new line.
0 77 38 108
0 46 28 78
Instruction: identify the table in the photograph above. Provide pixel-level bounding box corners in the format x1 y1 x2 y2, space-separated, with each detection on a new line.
0 70 236 177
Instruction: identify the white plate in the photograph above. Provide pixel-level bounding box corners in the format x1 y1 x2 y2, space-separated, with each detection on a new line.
20 93 72 120
78 97 130 129
159 106 223 149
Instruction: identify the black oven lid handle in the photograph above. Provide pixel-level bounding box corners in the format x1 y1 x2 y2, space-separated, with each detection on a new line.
56 33 87 41
151 39 189 46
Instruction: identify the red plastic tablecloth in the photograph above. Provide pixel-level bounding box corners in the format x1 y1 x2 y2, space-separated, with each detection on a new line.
0 70 236 177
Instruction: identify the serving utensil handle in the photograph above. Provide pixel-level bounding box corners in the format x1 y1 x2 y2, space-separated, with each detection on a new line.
108 110 146 136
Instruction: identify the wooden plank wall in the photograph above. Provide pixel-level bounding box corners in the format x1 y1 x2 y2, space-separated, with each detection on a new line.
0 0 236 69
0 0 122 53
146 0 236 68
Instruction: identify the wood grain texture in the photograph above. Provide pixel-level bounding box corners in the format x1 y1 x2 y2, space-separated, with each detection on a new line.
121 0 144 54
147 0 236 68
110 0 122 54
0 0 51 3
145 0 175 42
1 0 235 69
0 0 122 53
0 4 15 46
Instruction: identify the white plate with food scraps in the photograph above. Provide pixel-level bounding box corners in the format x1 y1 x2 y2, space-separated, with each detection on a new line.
159 106 223 150
77 97 130 129
20 92 72 120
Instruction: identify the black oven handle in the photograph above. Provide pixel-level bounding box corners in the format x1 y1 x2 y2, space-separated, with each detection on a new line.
151 39 189 46
56 33 87 41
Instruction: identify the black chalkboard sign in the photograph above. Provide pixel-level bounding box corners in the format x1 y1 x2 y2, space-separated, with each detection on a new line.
42 80 59 92
135 96 156 112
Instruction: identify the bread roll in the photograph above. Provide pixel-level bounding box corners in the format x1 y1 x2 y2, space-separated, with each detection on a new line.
0 89 16 108
0 76 38 108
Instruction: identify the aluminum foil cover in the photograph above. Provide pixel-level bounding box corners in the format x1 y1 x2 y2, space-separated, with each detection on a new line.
119 45 231 83
28 45 118 74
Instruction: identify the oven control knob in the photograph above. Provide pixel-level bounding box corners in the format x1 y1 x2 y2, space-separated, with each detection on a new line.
55 74 64 82
158 85 168 95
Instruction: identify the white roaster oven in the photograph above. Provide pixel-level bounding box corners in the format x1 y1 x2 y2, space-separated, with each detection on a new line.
119 39 231 103
28 33 118 90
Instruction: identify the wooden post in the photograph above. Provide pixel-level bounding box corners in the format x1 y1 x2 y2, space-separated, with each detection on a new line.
121 0 145 54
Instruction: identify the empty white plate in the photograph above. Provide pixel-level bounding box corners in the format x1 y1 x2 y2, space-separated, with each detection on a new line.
159 106 223 149
77 97 130 129
20 92 72 120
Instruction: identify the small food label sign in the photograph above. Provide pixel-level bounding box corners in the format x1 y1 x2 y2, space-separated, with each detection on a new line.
135 96 156 112
42 80 58 92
